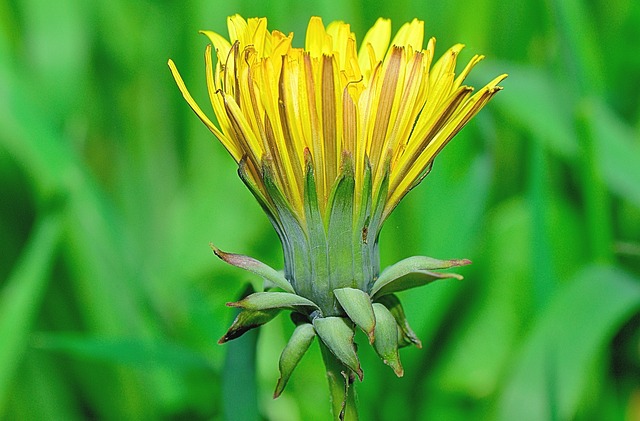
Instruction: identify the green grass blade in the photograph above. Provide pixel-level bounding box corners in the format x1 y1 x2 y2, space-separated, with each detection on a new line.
32 333 214 371
588 100 640 209
222 286 260 421
528 137 558 306
549 0 603 93
7 349 82 420
477 63 579 159
497 266 640 420
0 212 62 416
576 101 614 263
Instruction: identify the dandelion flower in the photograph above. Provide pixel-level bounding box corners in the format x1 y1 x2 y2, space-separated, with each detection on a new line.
169 15 505 419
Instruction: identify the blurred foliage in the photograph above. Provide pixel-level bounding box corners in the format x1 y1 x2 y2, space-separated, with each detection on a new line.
1 0 640 420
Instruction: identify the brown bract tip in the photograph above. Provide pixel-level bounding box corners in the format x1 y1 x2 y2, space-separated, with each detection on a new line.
355 366 364 382
209 243 223 258
367 331 375 345
273 379 284 399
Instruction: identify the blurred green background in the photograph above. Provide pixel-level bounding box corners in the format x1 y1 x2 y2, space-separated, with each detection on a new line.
2 0 640 419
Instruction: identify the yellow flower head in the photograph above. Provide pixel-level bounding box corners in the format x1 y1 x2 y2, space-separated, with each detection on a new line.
169 15 506 224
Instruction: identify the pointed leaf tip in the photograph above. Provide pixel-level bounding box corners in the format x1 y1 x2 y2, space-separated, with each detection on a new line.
334 288 376 344
313 317 363 381
372 303 403 377
355 365 364 381
385 359 404 377
218 309 280 344
377 294 422 349
371 255 470 298
274 323 316 398
227 292 319 312
210 244 295 293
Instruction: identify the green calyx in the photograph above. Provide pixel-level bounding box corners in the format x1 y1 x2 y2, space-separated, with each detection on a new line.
253 151 386 316
213 242 470 399
215 152 473 401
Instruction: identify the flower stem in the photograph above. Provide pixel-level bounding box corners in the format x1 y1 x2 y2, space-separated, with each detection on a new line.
319 342 359 421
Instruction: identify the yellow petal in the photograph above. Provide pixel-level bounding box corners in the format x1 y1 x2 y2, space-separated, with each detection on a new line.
326 21 351 68
453 54 484 89
358 18 391 74
306 16 329 58
389 18 424 53
368 46 405 185
200 30 232 65
170 16 507 224
167 59 240 160
227 14 248 44
271 30 293 57
246 17 270 56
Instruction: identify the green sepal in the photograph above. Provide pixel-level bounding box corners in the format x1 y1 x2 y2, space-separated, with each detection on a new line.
376 294 422 348
334 288 376 344
370 255 471 298
313 316 363 381
262 157 311 296
228 292 320 313
325 152 356 297
303 149 330 303
262 157 304 226
368 154 391 244
361 155 390 293
211 245 295 294
304 148 325 234
372 303 404 377
238 157 289 251
356 156 373 227
325 151 355 229
237 157 279 225
218 308 280 344
274 323 316 398
352 157 373 291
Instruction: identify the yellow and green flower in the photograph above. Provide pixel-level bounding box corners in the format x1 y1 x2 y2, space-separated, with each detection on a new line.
169 15 505 419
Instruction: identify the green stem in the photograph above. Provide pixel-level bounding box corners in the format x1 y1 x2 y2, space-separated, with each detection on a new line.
319 343 358 421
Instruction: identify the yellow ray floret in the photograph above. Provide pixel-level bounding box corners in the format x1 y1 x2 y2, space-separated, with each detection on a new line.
168 15 506 223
